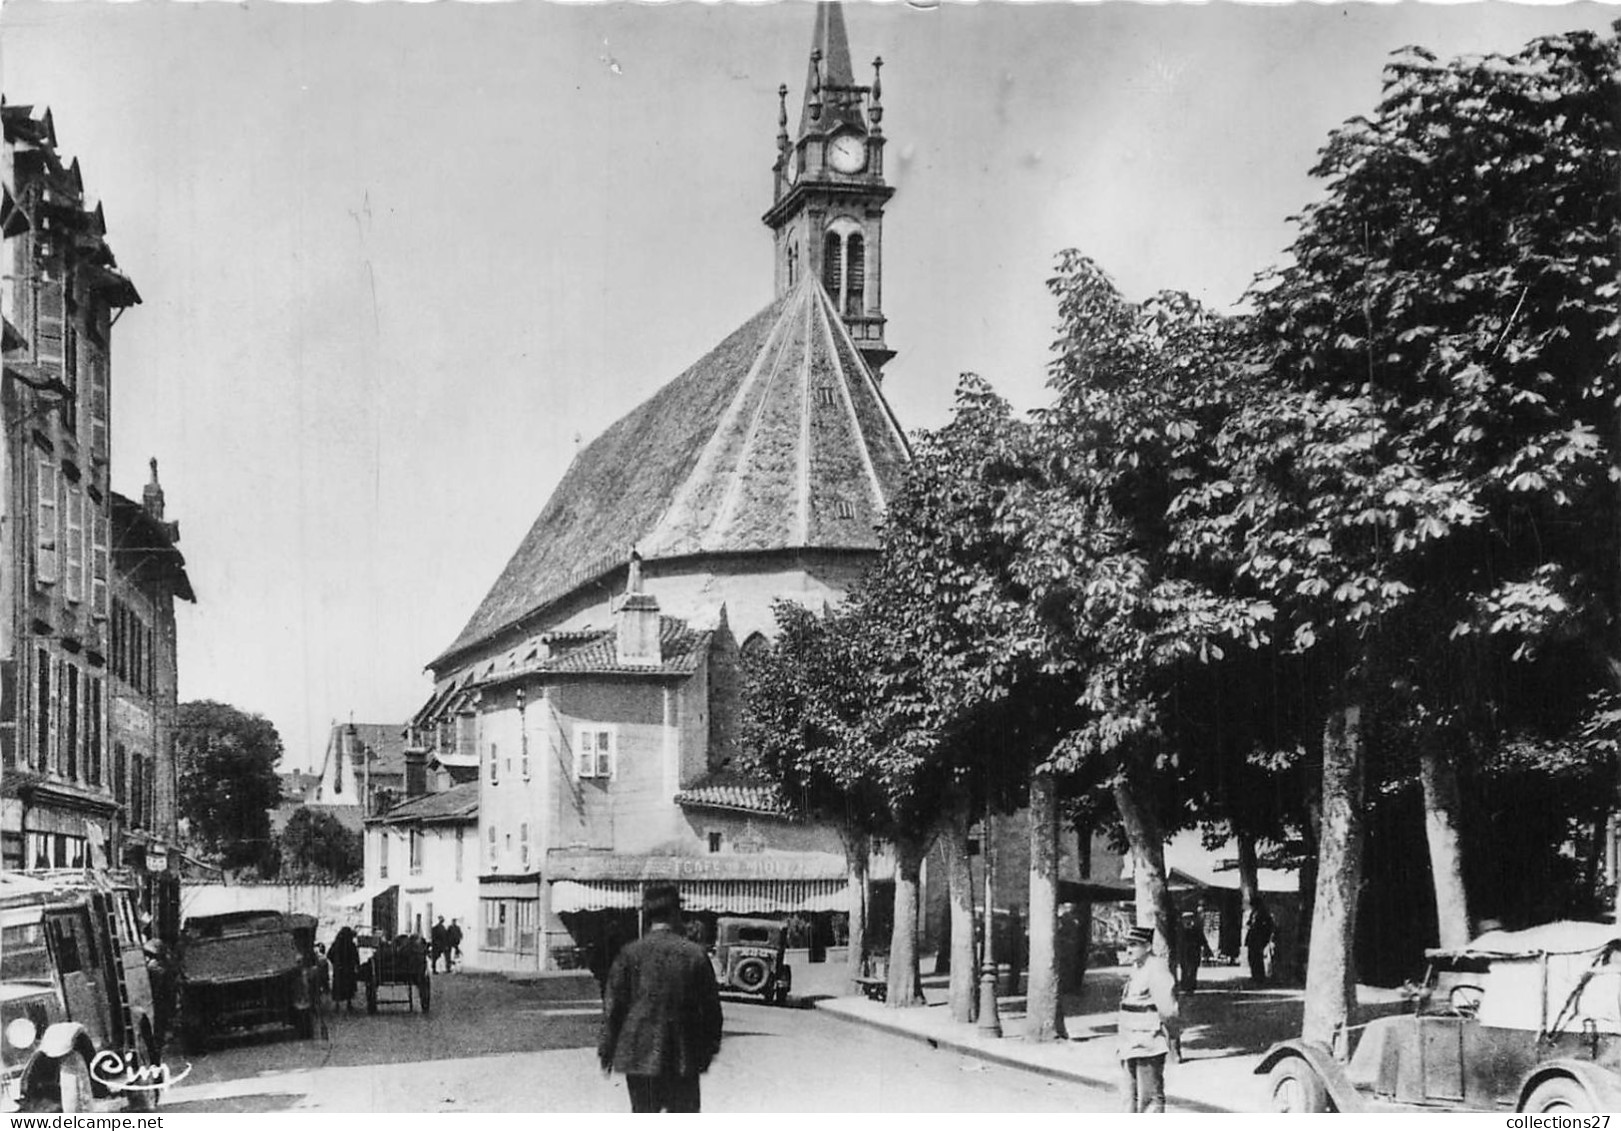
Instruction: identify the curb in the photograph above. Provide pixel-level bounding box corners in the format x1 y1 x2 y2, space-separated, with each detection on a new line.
810 999 1233 1114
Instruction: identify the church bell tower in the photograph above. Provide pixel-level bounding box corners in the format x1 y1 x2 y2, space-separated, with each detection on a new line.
763 2 896 376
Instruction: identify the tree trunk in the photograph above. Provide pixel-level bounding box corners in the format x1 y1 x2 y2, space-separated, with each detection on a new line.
1302 700 1365 1045
1024 768 1067 1041
1236 828 1265 956
940 801 978 1023
1418 745 1471 949
844 838 869 994
886 834 927 1007
1114 757 1178 950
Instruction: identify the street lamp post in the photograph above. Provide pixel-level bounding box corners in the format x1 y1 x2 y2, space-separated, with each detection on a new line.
977 805 1002 1038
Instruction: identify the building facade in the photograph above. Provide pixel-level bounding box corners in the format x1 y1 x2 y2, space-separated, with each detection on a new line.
362 780 478 950
0 104 184 896
108 463 194 938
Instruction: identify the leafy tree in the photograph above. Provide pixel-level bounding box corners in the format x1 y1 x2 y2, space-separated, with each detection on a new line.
279 806 363 882
739 601 890 994
175 700 283 874
1191 23 1620 1039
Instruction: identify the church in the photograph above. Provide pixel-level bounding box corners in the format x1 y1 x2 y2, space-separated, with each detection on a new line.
387 3 912 972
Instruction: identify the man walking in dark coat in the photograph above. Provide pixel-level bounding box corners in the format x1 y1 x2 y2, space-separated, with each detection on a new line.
598 884 723 1113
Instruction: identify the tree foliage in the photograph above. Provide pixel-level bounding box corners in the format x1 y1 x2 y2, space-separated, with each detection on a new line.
175 700 283 873
279 806 363 882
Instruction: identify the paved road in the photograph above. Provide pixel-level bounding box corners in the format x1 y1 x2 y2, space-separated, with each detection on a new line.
157 972 1112 1113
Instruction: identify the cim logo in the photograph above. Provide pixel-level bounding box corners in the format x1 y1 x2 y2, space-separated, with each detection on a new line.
89 1049 192 1093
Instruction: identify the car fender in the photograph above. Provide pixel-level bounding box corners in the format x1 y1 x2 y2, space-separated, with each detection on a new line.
1518 1060 1621 1112
1254 1039 1366 1113
18 1026 99 1106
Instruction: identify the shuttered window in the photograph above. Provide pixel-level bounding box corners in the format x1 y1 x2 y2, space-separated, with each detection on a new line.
36 459 58 585
33 274 64 372
65 486 83 604
573 727 615 780
822 233 842 297
846 234 865 317
91 512 108 619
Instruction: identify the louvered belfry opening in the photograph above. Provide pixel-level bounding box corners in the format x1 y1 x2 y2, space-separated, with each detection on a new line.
845 233 865 318
822 232 843 300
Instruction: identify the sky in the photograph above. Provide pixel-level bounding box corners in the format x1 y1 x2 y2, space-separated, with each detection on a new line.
0 0 1612 772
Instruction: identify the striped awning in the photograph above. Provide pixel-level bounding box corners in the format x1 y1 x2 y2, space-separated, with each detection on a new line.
550 878 847 915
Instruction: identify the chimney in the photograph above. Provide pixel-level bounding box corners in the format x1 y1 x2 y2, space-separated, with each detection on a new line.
142 457 166 522
615 551 662 666
404 748 428 798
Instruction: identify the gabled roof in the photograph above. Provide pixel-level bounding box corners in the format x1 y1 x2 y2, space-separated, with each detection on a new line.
371 781 479 827
435 275 909 668
321 722 409 780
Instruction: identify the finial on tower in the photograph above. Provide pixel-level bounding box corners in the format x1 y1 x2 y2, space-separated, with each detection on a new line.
870 56 884 131
777 84 790 151
808 49 824 122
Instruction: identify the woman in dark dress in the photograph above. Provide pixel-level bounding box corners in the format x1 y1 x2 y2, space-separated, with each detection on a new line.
329 926 361 1011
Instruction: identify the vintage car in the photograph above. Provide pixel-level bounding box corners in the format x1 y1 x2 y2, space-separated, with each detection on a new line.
710 916 791 1006
1256 921 1621 1113
0 871 163 1113
177 910 317 1052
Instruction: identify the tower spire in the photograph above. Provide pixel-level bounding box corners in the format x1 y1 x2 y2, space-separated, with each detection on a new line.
798 2 864 136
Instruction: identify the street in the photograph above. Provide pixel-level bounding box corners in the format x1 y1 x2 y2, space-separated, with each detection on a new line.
157 972 1110 1113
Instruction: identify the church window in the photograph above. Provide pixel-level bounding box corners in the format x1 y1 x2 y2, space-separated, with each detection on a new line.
835 500 856 520
741 632 769 661
822 233 843 297
574 727 616 780
815 386 836 407
846 234 865 317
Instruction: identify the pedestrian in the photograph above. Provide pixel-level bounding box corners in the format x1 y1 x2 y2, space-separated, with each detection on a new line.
1244 906 1275 985
1176 911 1212 994
431 916 449 975
1117 925 1180 1114
329 926 361 1012
446 918 463 971
598 884 723 1113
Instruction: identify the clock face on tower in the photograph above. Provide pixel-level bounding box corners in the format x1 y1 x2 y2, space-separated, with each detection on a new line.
828 133 867 174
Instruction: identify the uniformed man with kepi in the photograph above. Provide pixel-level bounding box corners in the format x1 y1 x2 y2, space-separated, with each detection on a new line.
1117 924 1181 1113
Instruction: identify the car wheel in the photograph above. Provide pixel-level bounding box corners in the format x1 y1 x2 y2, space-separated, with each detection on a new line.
1525 1077 1591 1112
58 1056 96 1114
294 1008 315 1039
1268 1056 1331 1113
733 957 770 993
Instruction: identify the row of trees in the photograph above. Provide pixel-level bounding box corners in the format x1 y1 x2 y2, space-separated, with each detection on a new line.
740 24 1620 1041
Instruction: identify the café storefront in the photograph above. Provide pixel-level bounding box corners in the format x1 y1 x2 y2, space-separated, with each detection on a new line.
539 849 849 972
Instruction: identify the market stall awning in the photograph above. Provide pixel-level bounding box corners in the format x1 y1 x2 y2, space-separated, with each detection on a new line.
329 882 397 910
550 878 847 915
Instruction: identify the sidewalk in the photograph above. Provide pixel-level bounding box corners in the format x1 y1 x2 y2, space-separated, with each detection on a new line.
811 962 1402 1113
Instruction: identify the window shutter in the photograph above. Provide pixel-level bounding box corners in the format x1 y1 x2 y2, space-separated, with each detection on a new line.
846 234 866 317
65 487 83 603
574 729 592 779
596 730 614 778
33 277 64 371
90 355 108 459
91 512 108 619
822 233 843 300
36 459 58 585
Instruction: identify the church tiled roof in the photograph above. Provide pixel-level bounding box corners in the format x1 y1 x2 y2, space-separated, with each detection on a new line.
434 275 909 668
475 617 712 684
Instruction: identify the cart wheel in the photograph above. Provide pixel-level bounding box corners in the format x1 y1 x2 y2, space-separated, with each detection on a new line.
419 974 431 1014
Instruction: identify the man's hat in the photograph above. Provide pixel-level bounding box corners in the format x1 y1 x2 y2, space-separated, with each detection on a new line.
1127 926 1155 946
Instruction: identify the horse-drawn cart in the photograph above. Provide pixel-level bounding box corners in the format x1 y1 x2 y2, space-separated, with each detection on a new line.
360 936 431 1014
